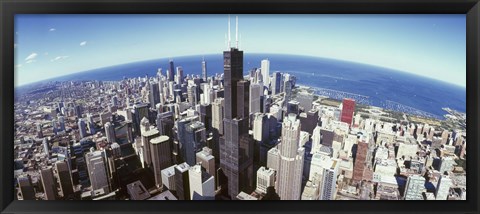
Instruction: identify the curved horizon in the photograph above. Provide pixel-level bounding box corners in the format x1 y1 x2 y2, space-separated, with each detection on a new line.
15 53 466 89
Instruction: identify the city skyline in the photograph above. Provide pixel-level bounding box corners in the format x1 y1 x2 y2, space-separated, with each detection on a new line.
14 14 466 87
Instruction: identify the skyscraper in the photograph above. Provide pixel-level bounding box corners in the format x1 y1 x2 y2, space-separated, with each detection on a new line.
435 175 452 200
340 98 356 126
212 98 224 135
104 122 116 143
319 160 339 200
220 16 254 199
85 148 109 193
275 114 305 200
188 164 215 200
202 57 207 81
353 140 368 182
256 166 275 194
176 66 184 85
261 59 270 88
175 162 191 200
149 82 160 109
271 71 281 95
78 119 87 139
249 82 263 114
168 59 175 82
55 161 74 199
196 147 215 176
17 175 35 200
36 123 43 138
40 167 57 200
150 135 173 188
404 175 426 200
141 128 160 169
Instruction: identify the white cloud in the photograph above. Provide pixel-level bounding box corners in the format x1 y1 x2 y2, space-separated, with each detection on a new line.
49 28 56 32
51 55 69 62
80 41 87 46
25 53 38 61
15 64 22 68
44 52 49 56
26 60 36 64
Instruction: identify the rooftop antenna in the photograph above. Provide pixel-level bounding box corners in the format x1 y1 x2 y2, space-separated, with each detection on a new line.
228 15 231 49
224 33 227 50
235 16 239 49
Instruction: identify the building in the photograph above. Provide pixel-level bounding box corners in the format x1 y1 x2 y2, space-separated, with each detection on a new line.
78 119 88 139
55 161 74 199
340 98 356 126
176 66 184 85
319 160 339 200
150 135 173 188
296 91 313 112
404 175 426 200
141 128 160 169
40 167 58 200
188 164 215 200
104 122 116 143
220 22 255 199
261 59 270 87
175 162 191 200
249 82 263 114
202 57 207 81
161 165 177 192
256 167 275 194
275 114 305 200
17 175 35 200
184 121 206 166
237 191 258 200
196 147 215 176
149 82 160 108
271 71 281 95
436 175 452 200
353 140 369 182
85 148 109 193
168 59 175 82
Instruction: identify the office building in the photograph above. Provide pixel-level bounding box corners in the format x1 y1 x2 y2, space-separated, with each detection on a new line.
104 122 116 143
141 128 160 169
78 119 87 139
202 57 207 81
436 176 452 200
276 114 305 200
40 167 58 200
175 162 191 200
161 165 177 191
176 66 184 85
17 175 36 200
188 164 215 200
340 98 356 126
212 98 224 135
85 148 109 193
196 147 215 176
55 161 74 199
261 59 270 87
319 160 339 200
271 71 281 95
404 175 426 200
249 82 263 114
150 135 173 188
149 82 160 109
256 167 275 194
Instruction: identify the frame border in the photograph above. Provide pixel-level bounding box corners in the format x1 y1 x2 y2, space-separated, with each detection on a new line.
1 0 478 214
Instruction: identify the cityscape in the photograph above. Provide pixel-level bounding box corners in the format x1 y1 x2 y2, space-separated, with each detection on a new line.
13 15 467 200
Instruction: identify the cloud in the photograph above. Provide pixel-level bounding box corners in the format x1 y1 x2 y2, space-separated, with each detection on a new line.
44 52 49 56
25 53 38 61
49 28 56 32
26 60 36 64
80 41 87 46
51 56 69 62
15 64 22 68
14 44 17 49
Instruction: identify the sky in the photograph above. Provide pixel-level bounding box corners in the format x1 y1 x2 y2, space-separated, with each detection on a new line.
14 14 466 87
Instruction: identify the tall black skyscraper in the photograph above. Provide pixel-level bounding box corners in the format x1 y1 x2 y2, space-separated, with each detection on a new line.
168 59 175 82
149 82 160 109
219 16 254 199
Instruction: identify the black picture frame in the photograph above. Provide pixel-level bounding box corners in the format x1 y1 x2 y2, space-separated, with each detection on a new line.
1 0 479 214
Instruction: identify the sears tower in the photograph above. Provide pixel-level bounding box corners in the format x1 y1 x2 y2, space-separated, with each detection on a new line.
220 16 254 199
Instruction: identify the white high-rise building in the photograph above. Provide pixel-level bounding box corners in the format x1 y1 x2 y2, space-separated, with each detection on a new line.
85 148 109 193
435 175 452 200
319 160 339 200
161 165 177 191
211 98 224 135
249 83 263 114
104 122 116 143
188 164 215 200
276 114 305 200
261 59 270 88
404 175 426 200
256 166 275 194
196 147 215 176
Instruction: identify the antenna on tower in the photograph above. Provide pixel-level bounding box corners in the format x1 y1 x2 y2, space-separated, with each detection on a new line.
228 15 231 49
225 33 227 50
235 16 239 49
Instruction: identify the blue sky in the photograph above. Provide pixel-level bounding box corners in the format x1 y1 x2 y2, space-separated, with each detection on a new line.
14 14 466 87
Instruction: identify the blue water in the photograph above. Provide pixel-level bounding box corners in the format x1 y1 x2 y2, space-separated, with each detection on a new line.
45 53 466 118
